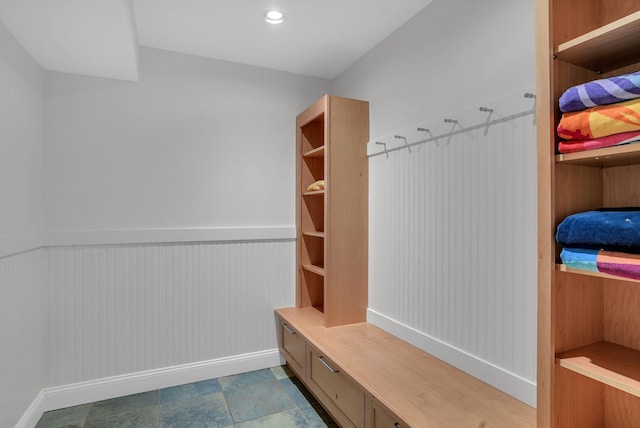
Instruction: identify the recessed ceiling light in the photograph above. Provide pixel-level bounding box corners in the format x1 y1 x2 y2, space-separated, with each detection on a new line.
262 9 285 24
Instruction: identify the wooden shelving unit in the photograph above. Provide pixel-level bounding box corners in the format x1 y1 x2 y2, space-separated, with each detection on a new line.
536 1 640 427
295 94 369 328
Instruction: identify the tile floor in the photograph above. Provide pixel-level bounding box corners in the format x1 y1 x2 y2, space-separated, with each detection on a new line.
35 366 338 428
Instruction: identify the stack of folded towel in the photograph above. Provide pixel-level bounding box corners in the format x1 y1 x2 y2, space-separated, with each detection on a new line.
557 208 640 280
557 71 640 153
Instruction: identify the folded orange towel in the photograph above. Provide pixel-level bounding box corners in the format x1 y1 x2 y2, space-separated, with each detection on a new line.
557 98 640 140
306 180 325 191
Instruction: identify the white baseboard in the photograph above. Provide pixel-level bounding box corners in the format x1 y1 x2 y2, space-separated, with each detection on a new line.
16 349 284 428
366 308 536 408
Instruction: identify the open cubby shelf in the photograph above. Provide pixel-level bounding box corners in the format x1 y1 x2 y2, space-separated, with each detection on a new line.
302 264 325 277
557 341 640 398
555 11 640 73
303 145 325 158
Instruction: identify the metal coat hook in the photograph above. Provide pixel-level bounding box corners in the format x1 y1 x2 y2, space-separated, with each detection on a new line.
395 135 411 153
479 106 494 136
368 91 537 159
417 127 439 146
444 119 459 144
524 93 537 125
375 141 389 158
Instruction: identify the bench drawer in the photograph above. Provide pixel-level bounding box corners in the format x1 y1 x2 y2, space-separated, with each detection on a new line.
280 321 305 377
310 348 364 427
369 398 407 428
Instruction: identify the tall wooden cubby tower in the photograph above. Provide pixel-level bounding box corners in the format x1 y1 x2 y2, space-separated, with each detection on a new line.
296 94 369 328
536 1 640 427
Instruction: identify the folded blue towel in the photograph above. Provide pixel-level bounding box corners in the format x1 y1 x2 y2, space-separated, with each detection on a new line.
559 71 640 112
556 208 640 254
560 248 599 271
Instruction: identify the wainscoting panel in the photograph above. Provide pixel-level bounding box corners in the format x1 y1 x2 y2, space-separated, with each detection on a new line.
367 95 537 404
45 239 295 387
0 249 47 428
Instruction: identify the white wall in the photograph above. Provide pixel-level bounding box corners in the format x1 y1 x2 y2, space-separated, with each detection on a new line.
32 46 329 402
332 0 537 406
2 44 329 426
46 240 294 386
0 22 47 428
44 47 329 234
0 21 44 255
332 0 535 139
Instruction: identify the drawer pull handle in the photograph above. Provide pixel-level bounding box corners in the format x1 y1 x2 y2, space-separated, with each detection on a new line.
395 423 400 428
283 323 297 335
318 356 339 373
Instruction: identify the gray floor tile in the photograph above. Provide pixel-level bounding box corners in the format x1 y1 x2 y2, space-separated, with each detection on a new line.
88 390 159 421
299 403 339 428
269 365 293 380
35 404 91 428
160 392 232 428
280 376 317 408
234 408 309 428
160 379 222 404
85 405 159 428
225 379 295 422
219 368 276 391
36 366 336 428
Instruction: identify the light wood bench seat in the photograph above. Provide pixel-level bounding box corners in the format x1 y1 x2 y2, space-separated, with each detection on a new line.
276 306 535 427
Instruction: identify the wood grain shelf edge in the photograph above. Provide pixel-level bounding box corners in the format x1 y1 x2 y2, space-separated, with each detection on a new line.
557 341 640 398
556 264 640 284
555 11 640 71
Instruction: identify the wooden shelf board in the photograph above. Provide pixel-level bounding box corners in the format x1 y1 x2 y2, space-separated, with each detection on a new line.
303 231 325 239
303 145 325 158
555 144 640 167
556 264 640 283
302 264 325 277
555 11 640 72
302 190 325 197
557 341 640 398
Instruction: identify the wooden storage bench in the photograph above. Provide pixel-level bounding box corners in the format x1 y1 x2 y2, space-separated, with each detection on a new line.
276 306 536 428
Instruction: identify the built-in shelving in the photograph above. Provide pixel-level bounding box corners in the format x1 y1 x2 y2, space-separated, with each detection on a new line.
295 95 369 328
537 2 640 426
555 11 640 72
557 341 640 398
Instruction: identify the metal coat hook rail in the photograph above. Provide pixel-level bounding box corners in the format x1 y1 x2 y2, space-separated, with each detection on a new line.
369 92 536 158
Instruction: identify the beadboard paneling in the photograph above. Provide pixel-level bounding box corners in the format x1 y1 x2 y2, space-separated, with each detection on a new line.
368 103 537 393
46 240 295 387
0 249 47 428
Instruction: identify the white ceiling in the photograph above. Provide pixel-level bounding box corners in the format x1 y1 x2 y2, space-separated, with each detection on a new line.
0 0 434 81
